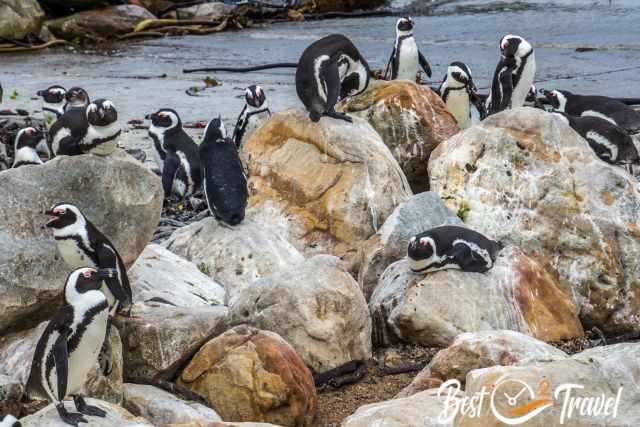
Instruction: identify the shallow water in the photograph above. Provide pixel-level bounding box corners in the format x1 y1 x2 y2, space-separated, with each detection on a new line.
0 0 638 126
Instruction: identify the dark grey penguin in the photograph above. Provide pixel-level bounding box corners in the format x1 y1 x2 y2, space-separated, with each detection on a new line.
12 127 44 168
384 17 431 81
542 89 640 134
27 267 113 427
233 85 271 149
408 225 503 273
200 118 248 226
146 108 202 199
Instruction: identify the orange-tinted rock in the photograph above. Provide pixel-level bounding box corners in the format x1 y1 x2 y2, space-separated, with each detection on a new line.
178 325 317 427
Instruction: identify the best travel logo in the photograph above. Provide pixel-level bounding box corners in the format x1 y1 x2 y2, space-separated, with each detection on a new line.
436 376 623 425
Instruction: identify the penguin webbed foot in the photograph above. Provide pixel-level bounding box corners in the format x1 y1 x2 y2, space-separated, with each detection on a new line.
56 402 88 426
73 395 107 418
324 110 353 123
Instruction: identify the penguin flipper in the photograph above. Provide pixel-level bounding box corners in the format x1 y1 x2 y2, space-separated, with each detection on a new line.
161 154 180 198
53 326 71 402
451 243 489 273
96 245 129 305
418 51 432 78
320 57 342 115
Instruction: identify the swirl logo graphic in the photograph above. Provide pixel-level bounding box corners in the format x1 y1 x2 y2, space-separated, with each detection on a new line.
490 377 554 425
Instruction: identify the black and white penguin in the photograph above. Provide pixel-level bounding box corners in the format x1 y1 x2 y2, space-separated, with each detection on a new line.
27 267 112 427
542 89 640 134
81 99 121 156
200 118 248 225
44 203 132 315
384 17 431 81
232 85 271 149
0 415 20 427
437 62 485 129
408 225 503 273
552 112 640 166
487 35 536 115
12 127 44 168
48 88 91 156
37 85 67 129
146 108 202 199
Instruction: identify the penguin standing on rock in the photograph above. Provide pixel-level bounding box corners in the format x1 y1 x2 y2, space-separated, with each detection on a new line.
438 62 486 129
408 225 503 274
27 267 113 427
37 85 67 129
200 118 248 226
487 35 536 115
146 109 202 200
11 127 44 168
384 17 431 81
233 85 271 149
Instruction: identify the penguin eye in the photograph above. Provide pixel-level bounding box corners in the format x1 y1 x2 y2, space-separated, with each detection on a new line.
82 268 97 279
53 207 67 215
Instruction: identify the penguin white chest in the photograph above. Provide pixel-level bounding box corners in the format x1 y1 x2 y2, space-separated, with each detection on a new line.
66 309 109 394
397 37 420 81
56 239 95 269
446 90 471 129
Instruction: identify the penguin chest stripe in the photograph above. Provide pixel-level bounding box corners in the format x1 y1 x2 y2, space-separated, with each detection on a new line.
314 55 331 102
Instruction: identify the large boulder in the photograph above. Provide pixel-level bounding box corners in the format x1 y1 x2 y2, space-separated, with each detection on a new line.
129 243 225 307
163 217 304 304
340 80 459 192
244 108 411 272
358 192 462 300
114 303 228 381
0 151 162 334
45 5 155 41
456 343 640 426
123 383 222 426
0 0 44 39
370 247 584 348
20 398 151 426
227 255 372 373
178 325 317 427
429 108 640 335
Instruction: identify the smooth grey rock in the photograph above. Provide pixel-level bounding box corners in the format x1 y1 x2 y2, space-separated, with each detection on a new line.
20 398 151 426
0 0 44 39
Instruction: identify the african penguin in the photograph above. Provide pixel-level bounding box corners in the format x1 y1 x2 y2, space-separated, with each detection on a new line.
48 88 91 156
384 17 431 81
146 109 202 199
552 112 640 166
27 267 112 427
408 225 503 273
542 89 640 134
12 127 44 168
233 85 271 149
200 118 248 226
82 99 121 156
37 85 67 129
438 62 485 129
296 34 370 123
524 84 544 109
487 35 536 115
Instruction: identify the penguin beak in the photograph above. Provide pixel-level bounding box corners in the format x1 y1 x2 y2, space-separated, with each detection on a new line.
43 209 61 228
144 114 151 120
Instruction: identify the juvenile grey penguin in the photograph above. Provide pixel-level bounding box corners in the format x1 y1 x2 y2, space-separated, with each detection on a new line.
384 17 431 81
147 108 202 200
27 267 112 426
408 225 503 273
200 118 248 226
37 85 67 129
12 127 44 168
233 85 271 148
438 62 485 129
487 35 536 115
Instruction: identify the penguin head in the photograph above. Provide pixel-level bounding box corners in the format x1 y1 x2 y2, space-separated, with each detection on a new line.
203 116 227 143
44 203 83 229
14 127 44 150
540 89 569 111
447 62 475 90
408 234 435 260
67 267 114 299
0 415 21 427
146 108 181 130
65 87 90 108
245 85 267 109
500 35 532 60
87 99 118 127
396 17 414 34
37 85 66 104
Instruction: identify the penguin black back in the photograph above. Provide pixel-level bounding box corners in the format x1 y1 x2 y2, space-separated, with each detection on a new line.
200 118 248 226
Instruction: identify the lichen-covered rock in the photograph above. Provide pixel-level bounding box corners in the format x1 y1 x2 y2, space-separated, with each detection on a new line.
244 108 411 272
430 108 640 335
163 217 304 304
0 374 23 417
20 398 151 427
123 383 222 426
165 422 283 427
45 5 155 41
129 243 225 307
114 303 228 381
358 192 462 300
340 80 459 192
228 255 372 373
178 325 317 427
370 247 584 348
0 0 44 39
